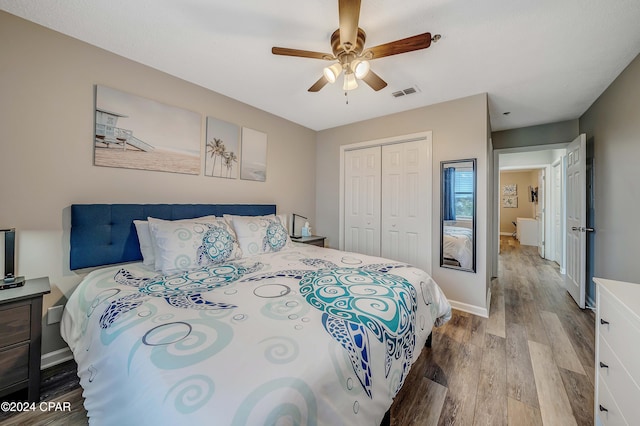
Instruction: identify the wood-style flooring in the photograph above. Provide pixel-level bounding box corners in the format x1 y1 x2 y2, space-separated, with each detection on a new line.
0 236 594 425
391 236 595 425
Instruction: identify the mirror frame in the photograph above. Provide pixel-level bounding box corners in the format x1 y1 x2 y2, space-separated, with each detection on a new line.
440 158 477 272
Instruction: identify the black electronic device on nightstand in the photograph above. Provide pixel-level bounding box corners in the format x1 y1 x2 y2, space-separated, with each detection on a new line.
1 228 25 290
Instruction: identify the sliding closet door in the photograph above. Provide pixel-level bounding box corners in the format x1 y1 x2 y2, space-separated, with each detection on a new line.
344 147 381 256
381 141 430 273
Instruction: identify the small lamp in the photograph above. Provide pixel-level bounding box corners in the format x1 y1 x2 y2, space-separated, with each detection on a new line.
290 213 308 239
1 228 25 290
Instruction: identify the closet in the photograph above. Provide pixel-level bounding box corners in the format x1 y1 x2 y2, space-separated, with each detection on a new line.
342 134 432 274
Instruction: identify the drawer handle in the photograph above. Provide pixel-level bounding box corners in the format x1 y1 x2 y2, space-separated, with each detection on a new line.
600 319 609 325
599 405 608 413
599 362 609 369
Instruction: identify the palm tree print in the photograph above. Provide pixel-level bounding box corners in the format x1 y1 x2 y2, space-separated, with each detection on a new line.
223 151 238 177
206 137 237 178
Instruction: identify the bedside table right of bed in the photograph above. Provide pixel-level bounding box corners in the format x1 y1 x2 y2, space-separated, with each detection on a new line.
291 235 326 247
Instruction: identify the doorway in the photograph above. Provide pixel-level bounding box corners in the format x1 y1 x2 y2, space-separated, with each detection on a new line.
492 145 567 276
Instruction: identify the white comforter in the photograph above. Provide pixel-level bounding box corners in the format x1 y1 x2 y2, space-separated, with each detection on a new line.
62 244 451 425
443 226 474 269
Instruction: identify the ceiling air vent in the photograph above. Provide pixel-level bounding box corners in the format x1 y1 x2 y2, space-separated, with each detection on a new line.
392 86 421 98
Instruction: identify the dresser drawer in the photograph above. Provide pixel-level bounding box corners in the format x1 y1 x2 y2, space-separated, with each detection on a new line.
0 343 30 390
598 287 640 384
0 303 31 347
598 337 640 421
597 375 628 426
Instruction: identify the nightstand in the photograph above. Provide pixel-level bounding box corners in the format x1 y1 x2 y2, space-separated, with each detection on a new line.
292 235 326 247
0 277 51 402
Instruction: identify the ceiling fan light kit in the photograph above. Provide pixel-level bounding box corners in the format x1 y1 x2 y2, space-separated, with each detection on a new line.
323 63 343 83
343 72 358 91
353 59 370 79
272 0 439 95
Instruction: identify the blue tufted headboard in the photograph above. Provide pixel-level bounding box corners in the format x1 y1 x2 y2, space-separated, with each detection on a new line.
70 203 277 270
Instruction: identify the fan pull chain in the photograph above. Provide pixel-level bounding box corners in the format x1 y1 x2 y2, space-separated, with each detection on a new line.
345 91 349 105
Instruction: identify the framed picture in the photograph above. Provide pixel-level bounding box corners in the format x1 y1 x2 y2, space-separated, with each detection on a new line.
503 184 517 196
205 117 239 179
502 196 518 208
94 85 201 175
240 127 267 182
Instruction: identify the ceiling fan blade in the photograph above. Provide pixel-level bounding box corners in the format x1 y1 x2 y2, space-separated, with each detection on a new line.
272 47 335 60
339 0 361 51
361 70 388 91
308 75 330 92
365 32 432 59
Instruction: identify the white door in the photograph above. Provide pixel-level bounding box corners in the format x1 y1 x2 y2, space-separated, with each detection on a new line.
344 147 381 256
381 141 430 273
537 169 545 257
565 134 587 308
552 159 563 266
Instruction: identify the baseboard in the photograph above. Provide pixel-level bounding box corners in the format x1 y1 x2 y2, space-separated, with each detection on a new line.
448 299 489 318
41 347 73 370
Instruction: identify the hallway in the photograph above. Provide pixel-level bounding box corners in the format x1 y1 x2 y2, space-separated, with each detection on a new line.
392 236 595 425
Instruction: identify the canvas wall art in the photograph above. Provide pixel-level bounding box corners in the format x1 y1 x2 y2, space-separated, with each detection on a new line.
94 85 201 175
503 184 517 196
241 127 267 182
205 117 239 179
502 196 518 208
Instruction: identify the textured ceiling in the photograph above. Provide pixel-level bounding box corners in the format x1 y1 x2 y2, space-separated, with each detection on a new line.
2 0 640 131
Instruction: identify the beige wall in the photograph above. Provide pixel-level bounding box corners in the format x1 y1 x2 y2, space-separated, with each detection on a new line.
316 93 490 313
0 12 317 355
499 171 537 233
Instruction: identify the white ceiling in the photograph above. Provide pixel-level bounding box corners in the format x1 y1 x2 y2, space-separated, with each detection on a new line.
3 0 640 132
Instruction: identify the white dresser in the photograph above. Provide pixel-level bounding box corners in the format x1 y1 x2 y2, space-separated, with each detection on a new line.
594 278 640 425
516 217 538 246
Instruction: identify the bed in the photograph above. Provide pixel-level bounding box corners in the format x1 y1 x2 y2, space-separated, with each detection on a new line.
442 225 474 270
62 204 451 425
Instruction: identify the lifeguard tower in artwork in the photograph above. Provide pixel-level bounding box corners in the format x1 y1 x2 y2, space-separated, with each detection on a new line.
95 109 154 152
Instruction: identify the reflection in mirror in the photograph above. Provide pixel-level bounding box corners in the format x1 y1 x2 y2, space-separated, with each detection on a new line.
440 158 476 272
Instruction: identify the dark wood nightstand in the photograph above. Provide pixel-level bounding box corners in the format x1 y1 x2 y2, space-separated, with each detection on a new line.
291 235 326 247
0 277 50 402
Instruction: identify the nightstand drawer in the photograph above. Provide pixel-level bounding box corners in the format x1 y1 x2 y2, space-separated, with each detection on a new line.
0 343 30 389
0 304 31 347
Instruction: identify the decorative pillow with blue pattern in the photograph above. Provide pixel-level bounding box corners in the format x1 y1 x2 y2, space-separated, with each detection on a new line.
148 217 242 274
134 215 217 267
224 214 291 256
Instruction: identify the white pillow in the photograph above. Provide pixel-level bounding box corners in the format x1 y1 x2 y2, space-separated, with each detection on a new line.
146 217 238 274
224 214 291 256
134 215 217 267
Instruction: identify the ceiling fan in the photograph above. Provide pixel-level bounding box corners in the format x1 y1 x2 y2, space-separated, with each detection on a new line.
272 0 440 93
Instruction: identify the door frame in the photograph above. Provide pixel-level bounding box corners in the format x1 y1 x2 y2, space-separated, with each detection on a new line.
339 131 433 272
491 144 568 277
551 157 566 273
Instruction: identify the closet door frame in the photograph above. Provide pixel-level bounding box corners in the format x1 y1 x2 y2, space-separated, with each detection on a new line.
339 131 433 274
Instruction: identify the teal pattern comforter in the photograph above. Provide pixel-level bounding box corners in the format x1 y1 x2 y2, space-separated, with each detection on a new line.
61 244 451 425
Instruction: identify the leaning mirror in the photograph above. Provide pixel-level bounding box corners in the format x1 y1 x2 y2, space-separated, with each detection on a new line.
440 158 476 272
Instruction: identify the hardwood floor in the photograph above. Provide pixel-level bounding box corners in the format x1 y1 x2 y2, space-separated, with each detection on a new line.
391 236 595 425
0 236 594 425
